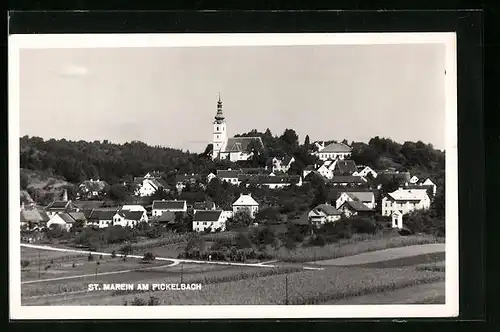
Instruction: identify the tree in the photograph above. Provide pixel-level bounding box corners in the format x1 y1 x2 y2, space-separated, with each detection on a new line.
235 231 253 249
20 173 29 190
142 252 155 262
304 135 311 149
107 184 128 203
280 129 299 148
230 210 253 229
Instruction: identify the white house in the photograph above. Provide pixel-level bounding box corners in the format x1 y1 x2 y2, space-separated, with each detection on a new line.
121 205 147 213
381 188 431 227
254 175 302 189
45 200 80 218
152 200 187 217
211 96 265 162
217 169 243 186
421 178 437 197
113 209 148 228
335 191 376 210
232 193 259 219
392 210 404 229
314 142 352 161
353 166 378 179
135 178 167 197
409 175 420 184
46 212 87 231
86 209 117 229
192 210 227 232
308 203 342 226
271 156 295 173
206 172 217 184
317 159 337 179
338 200 373 218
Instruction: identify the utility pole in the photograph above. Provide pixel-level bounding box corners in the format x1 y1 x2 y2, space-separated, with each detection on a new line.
285 274 289 305
38 250 41 279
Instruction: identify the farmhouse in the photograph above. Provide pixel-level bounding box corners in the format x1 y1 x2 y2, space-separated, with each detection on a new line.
314 142 352 161
20 206 50 230
156 211 176 226
45 200 79 218
338 200 373 218
175 173 203 192
232 193 259 219
46 212 87 231
135 177 168 197
113 209 148 228
271 156 295 173
86 209 118 228
152 200 187 217
335 191 376 210
308 203 342 226
77 179 108 199
217 169 243 185
254 175 302 189
353 166 378 179
381 188 431 222
192 201 217 211
192 210 227 232
211 95 264 162
332 160 358 176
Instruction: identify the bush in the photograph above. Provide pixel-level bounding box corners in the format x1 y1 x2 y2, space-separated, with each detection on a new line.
404 210 445 237
143 252 155 261
88 253 94 261
111 250 116 258
21 260 30 269
309 235 327 247
398 228 413 236
349 217 377 234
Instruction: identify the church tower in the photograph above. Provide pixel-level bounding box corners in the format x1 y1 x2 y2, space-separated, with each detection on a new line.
212 94 227 160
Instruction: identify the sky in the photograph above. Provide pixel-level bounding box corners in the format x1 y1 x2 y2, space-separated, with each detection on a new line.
18 43 446 152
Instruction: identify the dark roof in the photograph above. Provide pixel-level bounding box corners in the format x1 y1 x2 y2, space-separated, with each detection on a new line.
88 209 117 221
68 212 87 222
73 200 105 210
116 209 144 221
152 200 186 210
240 168 269 175
193 201 216 210
56 213 77 224
340 200 372 212
222 137 264 153
157 211 176 223
134 177 145 183
217 170 242 178
311 204 341 216
320 142 352 153
46 201 78 211
334 160 358 174
330 176 366 184
255 175 301 185
193 210 223 222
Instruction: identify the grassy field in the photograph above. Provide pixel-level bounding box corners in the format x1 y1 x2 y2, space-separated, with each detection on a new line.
48 265 444 305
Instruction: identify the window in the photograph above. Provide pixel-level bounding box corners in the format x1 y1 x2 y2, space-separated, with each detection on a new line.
217 126 219 131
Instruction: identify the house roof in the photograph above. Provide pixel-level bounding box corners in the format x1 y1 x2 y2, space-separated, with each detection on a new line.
157 211 176 223
116 209 144 221
217 169 243 178
311 204 341 216
334 160 358 174
240 168 269 175
233 194 259 206
320 142 352 153
222 137 264 153
20 208 50 223
273 155 294 166
46 200 78 211
345 191 375 203
52 212 77 224
121 205 146 211
20 190 34 206
340 200 372 212
254 175 301 185
193 201 215 210
152 200 186 210
193 210 223 222
387 188 429 201
73 200 105 210
330 176 366 184
88 209 118 221
79 180 108 192
68 212 87 222
175 174 202 183
134 177 145 184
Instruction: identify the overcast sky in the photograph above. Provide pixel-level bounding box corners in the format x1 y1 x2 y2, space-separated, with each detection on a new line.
19 44 446 152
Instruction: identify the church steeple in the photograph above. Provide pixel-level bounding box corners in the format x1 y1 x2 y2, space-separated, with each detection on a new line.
215 93 224 122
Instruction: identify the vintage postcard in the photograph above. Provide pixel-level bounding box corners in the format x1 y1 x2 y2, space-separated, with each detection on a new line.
9 33 458 319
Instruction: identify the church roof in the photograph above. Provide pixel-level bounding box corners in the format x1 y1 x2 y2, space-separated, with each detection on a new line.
222 137 264 153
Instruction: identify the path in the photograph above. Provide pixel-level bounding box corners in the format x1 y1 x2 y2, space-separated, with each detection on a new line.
310 243 445 266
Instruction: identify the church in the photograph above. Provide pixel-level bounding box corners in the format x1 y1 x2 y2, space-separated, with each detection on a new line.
211 95 264 162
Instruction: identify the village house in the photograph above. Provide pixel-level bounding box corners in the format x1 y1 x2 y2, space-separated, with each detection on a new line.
113 208 148 228
192 201 217 211
332 160 358 176
152 199 188 217
302 165 317 179
45 200 80 218
175 173 203 192
232 193 259 219
144 171 162 179
156 211 176 227
192 210 227 232
20 207 50 230
76 179 109 199
316 159 337 179
335 191 377 210
405 177 437 197
308 203 342 227
135 177 168 197
206 172 217 184
329 176 367 187
338 200 373 218
86 208 118 228
353 166 378 179
254 175 302 189
409 175 420 184
381 188 431 228
217 169 243 186
314 142 352 161
210 96 265 162
46 212 87 231
271 156 295 173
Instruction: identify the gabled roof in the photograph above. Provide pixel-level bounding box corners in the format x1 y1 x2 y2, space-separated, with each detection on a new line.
320 142 352 153
157 211 176 223
46 200 78 211
152 200 186 210
340 200 372 212
387 188 429 201
193 201 216 210
73 200 105 210
273 155 294 166
233 194 259 206
330 176 366 184
344 191 375 203
334 160 358 174
222 137 264 153
68 212 87 222
193 210 223 222
240 168 269 175
116 209 144 221
20 208 50 223
310 204 341 216
87 209 118 221
217 169 243 178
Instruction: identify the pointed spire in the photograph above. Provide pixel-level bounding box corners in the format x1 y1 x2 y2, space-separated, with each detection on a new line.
215 93 225 121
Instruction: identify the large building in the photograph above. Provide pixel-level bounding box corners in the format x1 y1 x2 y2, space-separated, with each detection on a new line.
211 95 264 162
